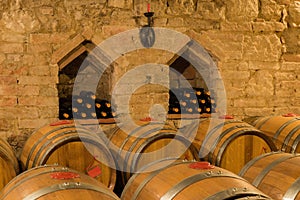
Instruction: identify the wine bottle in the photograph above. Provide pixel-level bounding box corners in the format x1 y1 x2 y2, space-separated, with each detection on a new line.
180 100 188 107
196 107 202 113
183 91 191 98
203 100 212 113
100 111 107 118
199 99 206 104
72 95 83 106
83 97 94 110
193 87 205 97
204 90 210 97
95 102 101 109
168 106 181 114
190 99 197 104
80 112 87 119
111 111 117 118
105 102 111 108
204 106 211 113
59 97 73 119
89 112 97 119
59 108 73 120
210 98 217 113
185 107 193 113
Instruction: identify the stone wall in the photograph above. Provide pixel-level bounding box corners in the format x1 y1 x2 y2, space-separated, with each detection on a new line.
0 0 299 154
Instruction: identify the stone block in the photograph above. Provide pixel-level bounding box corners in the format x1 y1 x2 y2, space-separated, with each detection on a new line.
269 96 294 106
252 22 286 32
0 97 17 106
0 85 18 96
18 85 40 96
274 82 297 97
244 108 274 116
234 98 267 107
1 32 26 43
220 22 252 32
282 54 300 62
245 70 274 96
274 72 297 81
101 25 132 38
18 76 58 85
166 0 196 15
0 118 16 131
0 76 17 85
189 30 244 61
38 106 59 118
29 34 51 44
222 70 250 80
28 44 51 53
281 28 300 54
167 17 184 27
259 0 283 21
22 54 35 67
18 119 54 129
39 87 58 96
39 6 54 15
17 107 39 119
226 107 244 118
226 87 244 98
0 54 5 64
281 62 300 70
154 18 168 27
0 43 23 53
0 107 19 119
28 65 52 76
36 96 58 106
196 1 225 20
249 61 280 70
108 0 125 8
288 1 300 25
243 34 282 61
17 96 38 106
225 0 259 21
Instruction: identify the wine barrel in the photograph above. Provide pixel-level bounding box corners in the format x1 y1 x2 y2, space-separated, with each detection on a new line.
239 152 300 200
0 138 19 190
249 115 300 153
107 121 199 187
188 118 277 174
0 165 120 200
20 120 116 189
121 160 272 200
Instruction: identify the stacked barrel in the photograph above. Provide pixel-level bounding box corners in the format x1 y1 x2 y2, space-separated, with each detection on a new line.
1 112 300 199
247 114 300 153
0 138 19 191
0 120 121 199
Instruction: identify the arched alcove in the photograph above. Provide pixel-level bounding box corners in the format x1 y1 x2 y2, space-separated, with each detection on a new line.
52 31 113 120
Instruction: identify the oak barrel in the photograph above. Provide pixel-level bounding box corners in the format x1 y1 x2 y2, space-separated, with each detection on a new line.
249 115 300 153
0 165 120 200
107 121 199 187
188 118 277 174
0 138 19 190
239 152 300 200
20 120 116 189
121 160 272 200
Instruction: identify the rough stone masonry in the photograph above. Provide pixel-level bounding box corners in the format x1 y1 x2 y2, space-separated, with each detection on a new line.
0 0 299 155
